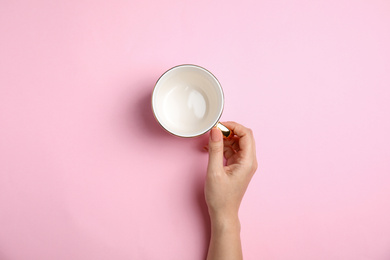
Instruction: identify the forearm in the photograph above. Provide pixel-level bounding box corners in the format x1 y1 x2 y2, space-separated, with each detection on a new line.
206 213 242 260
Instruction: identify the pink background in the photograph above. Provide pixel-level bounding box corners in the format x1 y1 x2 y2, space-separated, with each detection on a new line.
1 1 390 259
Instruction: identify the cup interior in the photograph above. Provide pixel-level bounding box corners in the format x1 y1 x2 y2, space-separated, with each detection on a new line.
152 65 224 137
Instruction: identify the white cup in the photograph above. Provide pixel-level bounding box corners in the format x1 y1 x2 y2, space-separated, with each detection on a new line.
152 64 232 138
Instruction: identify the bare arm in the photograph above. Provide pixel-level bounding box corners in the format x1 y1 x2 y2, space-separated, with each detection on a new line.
205 122 258 260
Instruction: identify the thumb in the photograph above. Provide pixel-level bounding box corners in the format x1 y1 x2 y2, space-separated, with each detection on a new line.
207 127 224 172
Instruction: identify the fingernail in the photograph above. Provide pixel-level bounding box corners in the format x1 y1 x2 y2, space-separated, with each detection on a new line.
210 127 222 142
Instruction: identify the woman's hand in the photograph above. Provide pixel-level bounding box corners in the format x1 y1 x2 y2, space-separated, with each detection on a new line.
205 121 258 260
205 121 258 219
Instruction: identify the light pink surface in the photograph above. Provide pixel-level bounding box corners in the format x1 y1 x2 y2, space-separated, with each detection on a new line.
1 1 390 259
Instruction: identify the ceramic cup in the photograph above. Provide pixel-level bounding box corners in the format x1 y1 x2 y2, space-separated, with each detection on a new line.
152 64 232 138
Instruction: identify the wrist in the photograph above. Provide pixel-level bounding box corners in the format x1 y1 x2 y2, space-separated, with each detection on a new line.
209 211 241 232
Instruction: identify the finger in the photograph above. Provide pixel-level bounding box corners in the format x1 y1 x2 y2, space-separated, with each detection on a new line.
229 136 240 152
224 135 239 149
223 145 236 161
222 121 249 138
222 121 255 154
231 140 240 152
207 127 224 172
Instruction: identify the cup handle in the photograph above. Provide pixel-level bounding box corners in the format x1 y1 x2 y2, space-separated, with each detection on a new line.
215 122 233 140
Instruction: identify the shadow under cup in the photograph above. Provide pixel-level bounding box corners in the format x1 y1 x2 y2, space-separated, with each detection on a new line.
152 65 224 138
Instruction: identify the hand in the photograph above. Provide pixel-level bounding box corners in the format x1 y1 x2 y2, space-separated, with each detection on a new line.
205 121 258 220
205 121 258 260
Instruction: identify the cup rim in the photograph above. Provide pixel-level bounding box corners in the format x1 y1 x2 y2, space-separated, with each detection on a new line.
151 64 225 138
